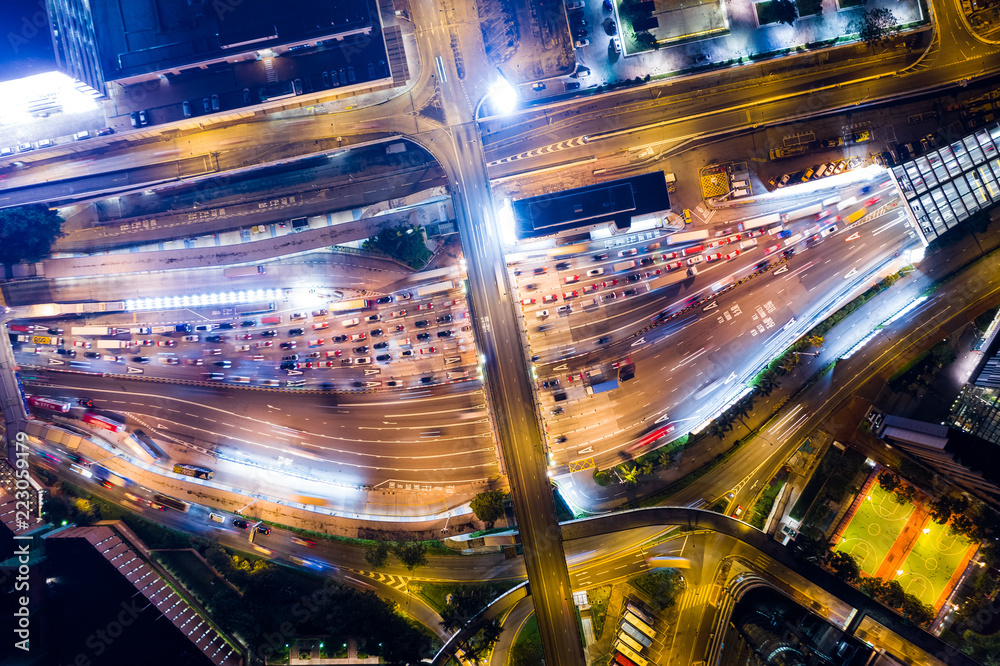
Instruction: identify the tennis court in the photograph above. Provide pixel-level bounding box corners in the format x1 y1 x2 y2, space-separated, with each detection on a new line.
896 519 977 609
834 482 913 576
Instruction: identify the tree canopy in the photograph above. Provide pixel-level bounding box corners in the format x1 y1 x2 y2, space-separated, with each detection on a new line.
361 223 432 270
855 8 899 48
772 0 798 25
470 490 507 527
0 204 64 266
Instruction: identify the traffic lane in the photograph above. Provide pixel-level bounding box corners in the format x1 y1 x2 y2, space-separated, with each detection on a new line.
25 372 498 479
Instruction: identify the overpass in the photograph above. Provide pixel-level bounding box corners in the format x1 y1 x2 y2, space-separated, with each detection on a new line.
433 507 980 666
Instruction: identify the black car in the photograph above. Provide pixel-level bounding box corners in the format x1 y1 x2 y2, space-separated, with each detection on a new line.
260 329 278 337
376 354 391 362
213 360 232 368
48 328 64 335
598 336 611 344
370 329 383 337
217 323 234 330
542 380 560 388
354 346 369 354
437 330 453 338
255 525 271 535
132 356 149 363
551 407 564 415
83 351 100 359
206 335 223 343
373 341 389 350
279 361 295 370
437 315 453 324
280 342 296 349
625 274 641 283
387 380 400 388
333 334 348 343
555 436 568 443
783 248 796 259
77 397 95 408
555 262 570 270
233 518 250 530
376 296 393 304
415 320 430 328
623 288 638 297
524 283 538 290
241 320 257 327
593 253 608 261
288 328 304 336
640 257 653 266
416 332 431 341
420 376 433 384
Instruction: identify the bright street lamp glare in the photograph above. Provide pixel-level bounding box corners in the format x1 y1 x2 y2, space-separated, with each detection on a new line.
489 78 518 115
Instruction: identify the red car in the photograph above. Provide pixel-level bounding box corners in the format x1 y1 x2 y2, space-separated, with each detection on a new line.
520 298 535 306
562 291 578 299
664 261 683 271
417 303 434 311
864 196 882 207
661 251 680 260
601 279 618 288
564 275 580 284
705 252 723 262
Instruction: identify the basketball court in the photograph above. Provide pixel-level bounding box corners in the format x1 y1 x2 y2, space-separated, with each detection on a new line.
834 482 913 576
895 519 978 608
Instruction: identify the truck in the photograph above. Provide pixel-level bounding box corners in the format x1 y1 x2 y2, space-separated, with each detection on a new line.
329 299 371 313
782 204 822 223
96 340 131 349
223 265 265 278
613 260 637 272
845 207 868 224
27 395 72 413
665 229 710 245
71 326 113 336
151 326 171 334
586 379 620 395
174 324 192 333
738 213 782 231
130 327 151 335
416 281 454 298
30 335 56 345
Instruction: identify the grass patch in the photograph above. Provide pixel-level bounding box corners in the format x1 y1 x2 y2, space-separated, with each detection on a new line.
707 498 729 514
974 305 999 333
748 478 785 530
755 1 783 25
413 580 521 615
509 615 543 665
589 586 612 641
593 468 613 486
629 569 682 611
796 0 823 15
154 550 222 605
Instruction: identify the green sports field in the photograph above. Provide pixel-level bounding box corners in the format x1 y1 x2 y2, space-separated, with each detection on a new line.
896 519 975 608
834 483 912 576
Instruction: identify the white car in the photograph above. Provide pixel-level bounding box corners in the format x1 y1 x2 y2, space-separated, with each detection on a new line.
535 309 550 319
234 344 250 352
686 256 703 266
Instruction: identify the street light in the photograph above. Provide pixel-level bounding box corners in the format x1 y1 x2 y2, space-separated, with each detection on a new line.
487 75 518 117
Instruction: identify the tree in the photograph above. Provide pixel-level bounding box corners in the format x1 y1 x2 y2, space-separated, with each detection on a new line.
393 541 428 570
618 465 639 485
0 204 64 266
881 579 907 608
361 223 432 270
877 470 901 494
854 8 899 48
364 539 392 568
901 595 935 625
827 551 861 583
929 494 965 524
641 569 683 610
469 490 506 527
772 0 798 24
893 483 917 505
808 335 825 349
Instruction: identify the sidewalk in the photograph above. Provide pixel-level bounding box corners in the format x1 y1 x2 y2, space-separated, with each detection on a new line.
565 212 1000 513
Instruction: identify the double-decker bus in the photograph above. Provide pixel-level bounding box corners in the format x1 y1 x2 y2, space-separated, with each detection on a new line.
82 412 126 433
27 396 72 413
173 464 214 480
625 601 656 626
620 621 653 648
132 430 165 461
617 631 645 654
152 494 190 512
622 611 656 640
614 641 648 666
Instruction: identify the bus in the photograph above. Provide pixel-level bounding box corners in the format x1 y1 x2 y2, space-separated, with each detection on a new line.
620 621 653 647
132 430 165 461
27 395 72 413
617 631 645 654
546 243 590 258
737 212 781 231
82 412 126 433
173 464 214 480
415 281 454 298
666 229 709 245
152 494 190 512
613 653 637 666
223 265 265 278
625 601 656 627
628 423 676 452
614 641 648 666
329 299 371 313
622 611 655 639
235 302 276 315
